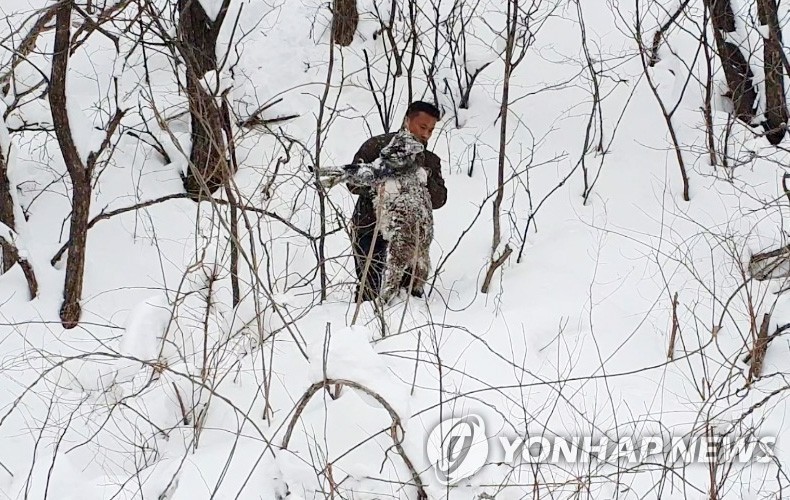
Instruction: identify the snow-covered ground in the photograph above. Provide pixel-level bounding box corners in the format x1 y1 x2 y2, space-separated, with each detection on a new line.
0 0 789 498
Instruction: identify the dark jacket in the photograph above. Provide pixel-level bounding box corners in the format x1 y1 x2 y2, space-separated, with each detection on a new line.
348 131 447 234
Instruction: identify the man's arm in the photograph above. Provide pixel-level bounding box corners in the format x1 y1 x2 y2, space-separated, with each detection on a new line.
426 152 447 209
347 136 382 196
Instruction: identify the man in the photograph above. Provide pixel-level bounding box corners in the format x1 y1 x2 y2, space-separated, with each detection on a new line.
347 101 447 302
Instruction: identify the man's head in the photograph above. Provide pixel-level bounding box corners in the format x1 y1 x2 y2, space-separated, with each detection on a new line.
404 101 441 145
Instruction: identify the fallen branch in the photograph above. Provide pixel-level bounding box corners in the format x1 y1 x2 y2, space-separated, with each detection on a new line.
743 322 790 365
668 291 679 359
752 244 790 261
749 243 790 281
172 382 189 425
747 313 771 385
239 113 299 128
282 378 428 499
235 97 285 126
125 130 171 164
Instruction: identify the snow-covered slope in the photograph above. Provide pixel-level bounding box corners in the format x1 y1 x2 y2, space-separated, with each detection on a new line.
0 0 788 498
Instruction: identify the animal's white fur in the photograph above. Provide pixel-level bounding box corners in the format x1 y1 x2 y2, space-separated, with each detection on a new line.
319 131 434 302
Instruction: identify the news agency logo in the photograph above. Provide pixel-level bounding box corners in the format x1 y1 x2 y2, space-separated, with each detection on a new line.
426 414 489 485
426 413 777 485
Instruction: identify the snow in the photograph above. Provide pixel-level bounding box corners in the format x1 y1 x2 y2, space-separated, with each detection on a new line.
65 92 105 164
119 294 172 362
197 0 225 22
0 0 788 498
306 325 411 421
0 220 12 243
757 24 771 39
199 69 234 96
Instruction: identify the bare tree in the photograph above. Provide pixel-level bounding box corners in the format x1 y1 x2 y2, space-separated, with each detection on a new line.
363 0 422 132
701 3 718 166
703 0 757 125
313 7 351 301
636 1 692 201
178 0 235 200
756 0 787 144
441 0 493 127
405 0 419 102
362 49 398 133
0 5 60 273
448 0 489 107
420 0 444 105
482 0 537 293
49 0 93 328
577 0 605 203
0 127 14 273
332 0 358 46
49 0 125 328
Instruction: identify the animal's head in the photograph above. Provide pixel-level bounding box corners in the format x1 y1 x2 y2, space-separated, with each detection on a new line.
380 131 425 168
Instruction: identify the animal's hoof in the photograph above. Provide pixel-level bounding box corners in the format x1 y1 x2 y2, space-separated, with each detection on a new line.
410 287 424 298
379 288 397 306
318 177 338 189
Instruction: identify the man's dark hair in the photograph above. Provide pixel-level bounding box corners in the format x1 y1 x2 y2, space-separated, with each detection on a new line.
406 101 441 120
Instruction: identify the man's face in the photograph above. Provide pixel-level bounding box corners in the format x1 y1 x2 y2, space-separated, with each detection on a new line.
405 112 438 145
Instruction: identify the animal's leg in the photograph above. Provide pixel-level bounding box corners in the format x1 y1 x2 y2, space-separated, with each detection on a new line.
380 235 412 304
411 248 430 297
317 162 378 189
316 166 347 189
408 222 432 297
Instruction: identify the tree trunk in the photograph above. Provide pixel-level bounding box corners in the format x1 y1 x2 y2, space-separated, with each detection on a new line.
60 178 90 326
314 20 337 302
178 0 234 200
0 144 15 273
702 6 718 165
703 0 757 124
491 0 518 258
50 0 91 328
332 0 358 46
482 0 517 294
757 0 787 144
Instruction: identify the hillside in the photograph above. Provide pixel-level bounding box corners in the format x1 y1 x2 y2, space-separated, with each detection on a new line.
0 0 788 498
